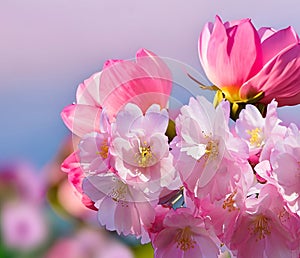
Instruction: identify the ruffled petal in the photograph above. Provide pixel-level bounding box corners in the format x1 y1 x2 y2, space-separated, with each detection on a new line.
261 26 299 64
99 49 172 119
76 72 102 106
240 43 300 105
61 104 102 137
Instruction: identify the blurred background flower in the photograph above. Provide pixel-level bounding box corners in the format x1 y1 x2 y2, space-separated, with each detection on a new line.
1 0 300 257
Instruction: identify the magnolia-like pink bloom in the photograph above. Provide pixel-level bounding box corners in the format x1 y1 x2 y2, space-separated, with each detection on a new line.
82 172 156 243
61 48 172 137
152 208 220 258
110 103 180 192
230 185 300 258
171 96 249 201
1 201 48 251
199 15 300 106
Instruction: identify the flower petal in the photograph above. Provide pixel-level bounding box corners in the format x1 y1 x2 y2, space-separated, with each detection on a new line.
261 26 299 64
200 16 262 88
76 72 102 106
240 43 300 105
61 104 102 137
99 49 172 119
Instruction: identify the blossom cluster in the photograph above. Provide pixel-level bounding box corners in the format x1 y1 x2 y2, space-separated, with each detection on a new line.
61 16 300 257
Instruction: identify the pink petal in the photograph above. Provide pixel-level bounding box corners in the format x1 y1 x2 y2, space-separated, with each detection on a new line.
201 16 263 88
136 48 172 87
114 103 143 138
103 59 123 69
258 27 276 42
240 43 300 105
261 26 299 64
198 21 214 70
114 203 133 235
150 133 169 161
273 91 300 106
79 132 110 174
76 72 102 106
98 197 118 231
134 104 169 135
61 151 80 173
61 104 102 137
99 49 172 119
112 137 137 168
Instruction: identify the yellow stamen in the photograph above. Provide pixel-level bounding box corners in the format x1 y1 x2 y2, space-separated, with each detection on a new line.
136 141 155 167
223 190 238 212
205 140 219 159
175 226 196 251
247 128 263 147
97 138 109 159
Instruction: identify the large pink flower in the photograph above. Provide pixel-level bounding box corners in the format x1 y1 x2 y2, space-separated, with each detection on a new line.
199 15 300 107
61 48 172 137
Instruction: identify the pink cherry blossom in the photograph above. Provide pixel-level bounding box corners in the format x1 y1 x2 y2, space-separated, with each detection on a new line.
1 201 49 251
152 208 220 258
198 181 253 246
256 123 300 215
235 99 286 158
110 103 180 192
199 15 300 106
82 172 156 244
171 96 249 201
0 162 45 204
45 228 133 258
229 184 300 258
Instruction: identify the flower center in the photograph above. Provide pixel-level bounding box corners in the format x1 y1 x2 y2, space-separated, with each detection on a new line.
97 138 109 159
205 140 219 159
175 226 196 251
248 214 271 241
136 141 155 167
223 190 238 212
247 128 263 147
110 178 128 203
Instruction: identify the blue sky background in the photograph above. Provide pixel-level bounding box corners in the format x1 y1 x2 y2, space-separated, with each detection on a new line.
1 0 300 168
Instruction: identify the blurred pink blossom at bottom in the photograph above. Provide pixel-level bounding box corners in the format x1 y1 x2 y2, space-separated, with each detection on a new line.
1 201 49 251
44 228 133 258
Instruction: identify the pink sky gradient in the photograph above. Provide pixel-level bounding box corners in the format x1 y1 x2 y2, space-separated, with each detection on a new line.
0 0 299 166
